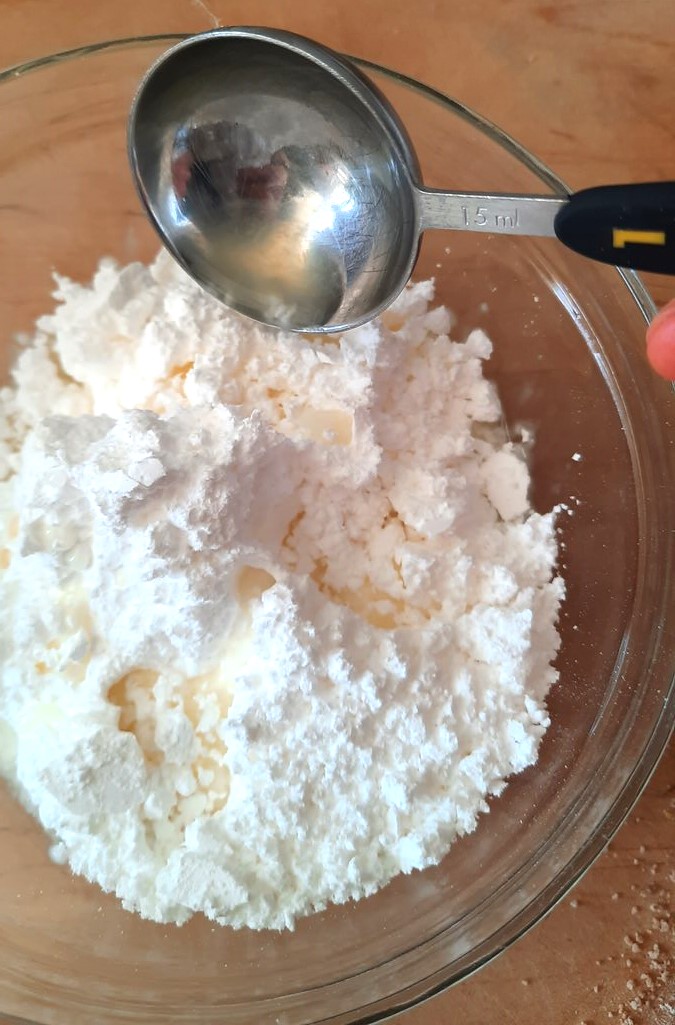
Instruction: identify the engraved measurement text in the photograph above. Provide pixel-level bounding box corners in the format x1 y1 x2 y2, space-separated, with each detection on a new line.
461 205 520 230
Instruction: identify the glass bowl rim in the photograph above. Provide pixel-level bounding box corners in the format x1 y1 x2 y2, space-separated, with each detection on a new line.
0 32 672 1025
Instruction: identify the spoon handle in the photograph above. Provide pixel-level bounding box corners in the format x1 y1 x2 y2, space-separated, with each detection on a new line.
417 189 565 237
418 182 675 274
554 182 675 274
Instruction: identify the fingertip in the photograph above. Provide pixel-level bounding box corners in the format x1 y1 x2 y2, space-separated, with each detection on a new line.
646 309 675 380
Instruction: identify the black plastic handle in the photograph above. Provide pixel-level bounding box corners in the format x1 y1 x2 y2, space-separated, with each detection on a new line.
554 182 675 274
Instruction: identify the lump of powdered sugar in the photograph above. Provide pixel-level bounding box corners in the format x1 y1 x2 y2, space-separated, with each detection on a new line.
0 251 564 930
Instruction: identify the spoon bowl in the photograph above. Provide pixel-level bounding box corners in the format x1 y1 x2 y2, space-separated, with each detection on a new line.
129 28 422 332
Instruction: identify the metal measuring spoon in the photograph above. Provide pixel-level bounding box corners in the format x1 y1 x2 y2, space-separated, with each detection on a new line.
129 27 675 333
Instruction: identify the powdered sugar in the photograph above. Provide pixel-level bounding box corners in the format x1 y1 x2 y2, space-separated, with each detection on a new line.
0 251 563 929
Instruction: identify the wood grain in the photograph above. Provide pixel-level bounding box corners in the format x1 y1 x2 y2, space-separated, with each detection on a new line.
1 3 673 1024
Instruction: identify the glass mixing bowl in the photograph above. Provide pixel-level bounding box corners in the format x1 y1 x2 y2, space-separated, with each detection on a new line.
0 36 673 1025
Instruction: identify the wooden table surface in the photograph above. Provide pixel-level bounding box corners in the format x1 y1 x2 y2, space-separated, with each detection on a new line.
2 3 673 1024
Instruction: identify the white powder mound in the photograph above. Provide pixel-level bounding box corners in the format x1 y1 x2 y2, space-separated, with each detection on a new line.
0 252 564 930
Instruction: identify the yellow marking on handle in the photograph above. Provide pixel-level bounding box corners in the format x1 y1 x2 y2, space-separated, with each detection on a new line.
613 228 666 249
